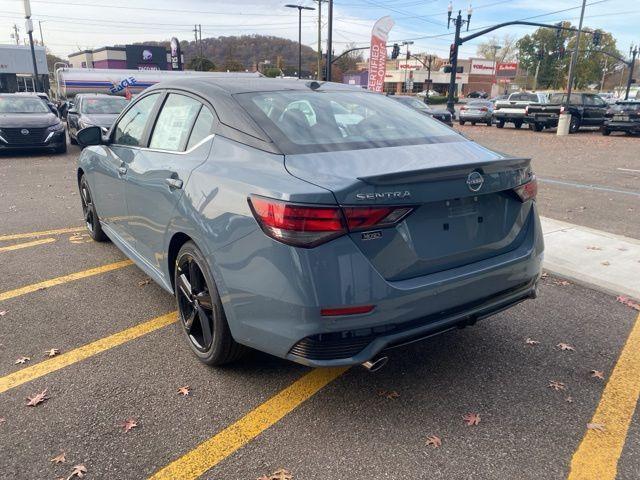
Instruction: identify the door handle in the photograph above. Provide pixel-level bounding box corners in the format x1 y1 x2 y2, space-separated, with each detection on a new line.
165 177 183 190
117 166 127 176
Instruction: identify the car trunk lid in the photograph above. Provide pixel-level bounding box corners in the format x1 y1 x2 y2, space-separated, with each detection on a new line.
285 141 534 281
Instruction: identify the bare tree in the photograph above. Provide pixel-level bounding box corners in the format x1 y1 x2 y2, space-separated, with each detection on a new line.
476 34 518 63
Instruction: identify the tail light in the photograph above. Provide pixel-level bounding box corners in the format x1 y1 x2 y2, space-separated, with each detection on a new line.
249 195 414 248
480 107 488 112
560 106 565 114
524 106 529 114
514 176 538 202
460 106 467 110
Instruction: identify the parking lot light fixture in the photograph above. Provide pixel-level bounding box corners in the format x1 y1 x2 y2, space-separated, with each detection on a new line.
285 4 316 80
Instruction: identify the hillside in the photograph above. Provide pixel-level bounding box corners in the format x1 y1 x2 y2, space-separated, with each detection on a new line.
127 35 319 73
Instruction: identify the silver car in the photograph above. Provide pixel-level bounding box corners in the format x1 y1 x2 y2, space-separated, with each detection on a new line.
459 100 494 126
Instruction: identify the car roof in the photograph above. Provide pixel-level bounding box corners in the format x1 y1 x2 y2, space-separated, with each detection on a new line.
142 78 366 151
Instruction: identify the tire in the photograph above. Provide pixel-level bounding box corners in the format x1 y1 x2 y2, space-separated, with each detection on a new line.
55 140 67 154
175 241 247 366
471 122 476 126
569 116 580 134
602 128 611 136
496 120 505 128
514 120 523 129
487 120 492 126
533 123 544 132
459 120 466 125
79 175 108 242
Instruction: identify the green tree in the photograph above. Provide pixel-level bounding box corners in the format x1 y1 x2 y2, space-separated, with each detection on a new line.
517 23 621 90
186 56 215 71
263 67 282 78
476 34 518 63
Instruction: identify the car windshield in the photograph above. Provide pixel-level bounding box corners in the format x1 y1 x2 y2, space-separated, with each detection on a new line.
235 90 457 154
549 93 582 104
468 101 491 107
393 96 429 111
81 97 128 114
0 96 49 113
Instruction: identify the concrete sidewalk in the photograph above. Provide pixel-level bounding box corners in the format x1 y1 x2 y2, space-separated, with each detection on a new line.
541 217 640 301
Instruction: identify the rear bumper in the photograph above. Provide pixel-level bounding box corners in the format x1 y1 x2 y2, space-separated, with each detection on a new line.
460 112 492 121
604 121 640 132
494 112 526 120
213 205 544 367
525 114 559 127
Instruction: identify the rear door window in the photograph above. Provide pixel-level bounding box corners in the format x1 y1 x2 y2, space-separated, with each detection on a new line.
113 93 160 146
186 106 215 150
149 93 203 152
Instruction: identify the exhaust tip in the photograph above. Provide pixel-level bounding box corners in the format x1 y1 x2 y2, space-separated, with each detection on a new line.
361 356 388 373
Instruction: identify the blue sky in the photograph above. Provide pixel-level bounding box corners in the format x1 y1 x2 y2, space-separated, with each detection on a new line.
2 0 638 61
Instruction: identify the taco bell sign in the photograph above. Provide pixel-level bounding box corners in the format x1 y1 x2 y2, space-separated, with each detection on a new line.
170 37 182 71
367 16 394 93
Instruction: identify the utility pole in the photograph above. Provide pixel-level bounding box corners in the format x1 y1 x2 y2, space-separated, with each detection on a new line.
625 45 638 100
533 60 540 90
23 0 40 93
426 55 433 93
285 4 315 79
193 24 200 70
326 0 333 81
402 41 413 93
38 20 44 45
599 57 607 92
314 0 326 80
12 24 20 45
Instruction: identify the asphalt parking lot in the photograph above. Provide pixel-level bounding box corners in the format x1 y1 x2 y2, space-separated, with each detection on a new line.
0 131 639 480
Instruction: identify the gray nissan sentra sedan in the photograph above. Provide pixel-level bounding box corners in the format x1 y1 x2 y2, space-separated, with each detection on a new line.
75 78 543 369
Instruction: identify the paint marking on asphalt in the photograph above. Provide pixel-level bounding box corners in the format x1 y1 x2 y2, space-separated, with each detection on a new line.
617 168 640 174
149 367 349 480
0 259 134 303
0 226 84 242
568 312 640 480
0 237 56 252
0 312 177 394
538 177 640 198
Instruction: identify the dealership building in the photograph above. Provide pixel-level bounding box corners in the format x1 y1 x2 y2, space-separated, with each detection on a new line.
0 44 49 93
68 44 183 71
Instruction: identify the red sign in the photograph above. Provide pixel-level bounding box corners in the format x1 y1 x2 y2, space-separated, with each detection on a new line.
496 62 518 78
367 16 394 92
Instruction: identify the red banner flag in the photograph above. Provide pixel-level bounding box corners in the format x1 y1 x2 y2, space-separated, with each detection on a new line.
367 16 394 92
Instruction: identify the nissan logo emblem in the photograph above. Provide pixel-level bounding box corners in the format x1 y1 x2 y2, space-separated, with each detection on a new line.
466 171 484 192
21 129 29 135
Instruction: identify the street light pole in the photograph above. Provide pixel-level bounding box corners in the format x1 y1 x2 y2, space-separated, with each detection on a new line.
285 4 315 79
445 3 472 114
402 41 413 93
23 0 40 93
326 0 333 81
625 45 638 100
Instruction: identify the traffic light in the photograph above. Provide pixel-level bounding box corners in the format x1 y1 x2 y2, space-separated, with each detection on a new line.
406 49 410 60
391 43 400 59
593 30 602 47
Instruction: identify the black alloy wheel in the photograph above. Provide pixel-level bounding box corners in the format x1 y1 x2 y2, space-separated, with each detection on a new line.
175 242 246 365
79 175 107 241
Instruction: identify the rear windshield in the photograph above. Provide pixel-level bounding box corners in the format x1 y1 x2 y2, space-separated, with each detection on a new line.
0 96 49 113
613 102 640 111
235 91 458 154
81 97 128 114
392 96 429 111
549 93 582 104
509 93 538 102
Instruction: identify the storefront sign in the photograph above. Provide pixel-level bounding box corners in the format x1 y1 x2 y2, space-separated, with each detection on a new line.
470 58 496 75
170 37 182 71
496 62 518 78
367 16 394 93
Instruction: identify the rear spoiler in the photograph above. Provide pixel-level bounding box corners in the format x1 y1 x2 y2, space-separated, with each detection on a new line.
357 157 531 186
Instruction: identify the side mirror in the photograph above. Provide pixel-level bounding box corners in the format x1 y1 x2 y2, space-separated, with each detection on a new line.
77 126 103 147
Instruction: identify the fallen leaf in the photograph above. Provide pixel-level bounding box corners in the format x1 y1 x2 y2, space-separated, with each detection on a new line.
120 418 138 433
601 261 610 266
426 435 442 448
137 279 150 287
0 310 6 316
587 423 605 432
50 451 66 464
590 370 605 380
553 280 570 286
525 338 540 345
26 388 49 407
548 380 566 391
616 296 640 312
463 412 481 426
14 356 30 365
68 464 87 478
557 343 575 351
541 272 549 279
257 468 293 480
44 348 60 358
565 396 574 403
377 390 400 399
586 246 603 250
177 386 191 396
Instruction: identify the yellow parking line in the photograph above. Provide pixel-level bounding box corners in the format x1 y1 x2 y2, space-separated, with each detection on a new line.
568 312 640 480
149 367 349 480
0 259 134 303
0 226 84 242
0 237 56 252
0 312 176 394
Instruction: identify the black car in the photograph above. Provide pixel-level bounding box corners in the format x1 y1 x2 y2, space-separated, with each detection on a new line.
602 101 640 136
0 94 66 153
391 95 453 126
525 93 608 133
468 90 489 99
67 94 129 144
